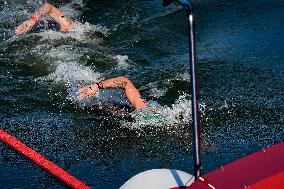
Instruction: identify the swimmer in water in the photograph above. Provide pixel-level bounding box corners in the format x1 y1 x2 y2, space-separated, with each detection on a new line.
78 76 162 121
77 77 148 110
15 2 75 35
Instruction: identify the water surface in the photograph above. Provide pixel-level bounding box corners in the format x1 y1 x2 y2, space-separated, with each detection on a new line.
0 0 283 188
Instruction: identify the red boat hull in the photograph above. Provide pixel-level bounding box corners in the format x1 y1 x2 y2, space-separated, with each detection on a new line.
171 142 284 189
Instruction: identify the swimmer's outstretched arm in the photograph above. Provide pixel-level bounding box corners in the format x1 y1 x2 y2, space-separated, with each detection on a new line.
78 77 148 110
15 3 75 35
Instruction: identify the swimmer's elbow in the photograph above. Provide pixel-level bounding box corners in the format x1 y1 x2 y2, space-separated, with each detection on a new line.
42 3 54 13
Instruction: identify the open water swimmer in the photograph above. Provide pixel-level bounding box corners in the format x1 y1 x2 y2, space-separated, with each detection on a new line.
15 2 75 35
77 76 162 121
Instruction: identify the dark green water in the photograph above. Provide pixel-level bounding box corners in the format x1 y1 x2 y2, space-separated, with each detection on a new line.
0 0 283 188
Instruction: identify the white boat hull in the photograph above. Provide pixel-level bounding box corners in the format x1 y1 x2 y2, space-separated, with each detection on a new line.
120 169 194 189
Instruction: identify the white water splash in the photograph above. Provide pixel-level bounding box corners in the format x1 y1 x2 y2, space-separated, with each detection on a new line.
113 55 130 67
36 22 108 42
177 72 190 82
44 61 103 83
149 88 168 98
43 45 82 61
121 94 206 129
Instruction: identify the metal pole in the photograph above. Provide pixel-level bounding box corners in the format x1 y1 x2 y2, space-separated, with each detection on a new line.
162 0 201 180
188 12 201 179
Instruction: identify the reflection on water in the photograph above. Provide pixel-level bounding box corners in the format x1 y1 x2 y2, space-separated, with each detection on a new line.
0 0 283 188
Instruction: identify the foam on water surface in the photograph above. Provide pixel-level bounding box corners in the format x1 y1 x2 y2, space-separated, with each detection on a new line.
113 55 130 67
121 94 206 129
36 22 109 43
43 61 103 83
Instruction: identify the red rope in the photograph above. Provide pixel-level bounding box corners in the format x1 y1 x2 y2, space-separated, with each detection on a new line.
0 130 91 189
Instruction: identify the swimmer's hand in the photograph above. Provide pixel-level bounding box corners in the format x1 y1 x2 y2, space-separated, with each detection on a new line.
15 20 36 35
77 84 99 100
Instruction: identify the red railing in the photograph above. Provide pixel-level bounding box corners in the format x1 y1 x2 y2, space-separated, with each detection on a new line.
0 129 91 189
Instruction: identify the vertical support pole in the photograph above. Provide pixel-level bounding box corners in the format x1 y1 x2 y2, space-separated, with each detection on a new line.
188 13 201 179
162 0 201 181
